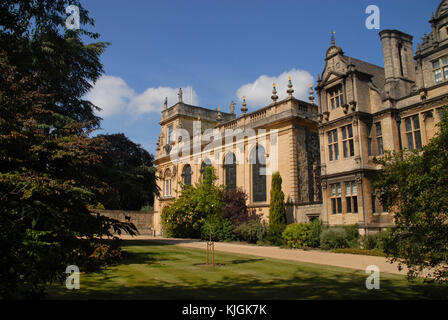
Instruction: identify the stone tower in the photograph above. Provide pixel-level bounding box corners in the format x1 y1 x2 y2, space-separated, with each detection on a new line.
379 30 416 100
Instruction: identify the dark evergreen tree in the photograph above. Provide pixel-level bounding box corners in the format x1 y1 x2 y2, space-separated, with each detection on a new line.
0 1 136 298
269 172 287 227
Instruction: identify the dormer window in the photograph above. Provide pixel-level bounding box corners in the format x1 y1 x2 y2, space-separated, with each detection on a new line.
433 56 448 84
328 85 344 110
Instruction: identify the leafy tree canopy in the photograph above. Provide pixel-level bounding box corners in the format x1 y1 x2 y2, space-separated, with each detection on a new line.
161 166 224 238
0 0 135 298
373 105 448 282
93 133 158 211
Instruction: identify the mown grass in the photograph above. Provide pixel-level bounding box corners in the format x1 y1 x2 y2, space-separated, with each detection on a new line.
46 240 448 300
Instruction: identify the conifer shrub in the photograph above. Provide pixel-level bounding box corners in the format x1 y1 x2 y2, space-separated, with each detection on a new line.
267 172 287 245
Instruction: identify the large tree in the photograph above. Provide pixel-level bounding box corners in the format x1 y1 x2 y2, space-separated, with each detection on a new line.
0 1 135 298
93 133 158 211
373 105 448 282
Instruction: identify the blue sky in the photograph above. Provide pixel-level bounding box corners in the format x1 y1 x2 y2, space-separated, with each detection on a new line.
82 0 441 154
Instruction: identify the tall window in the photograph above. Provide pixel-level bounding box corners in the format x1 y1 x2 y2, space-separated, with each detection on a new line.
367 123 373 156
328 129 339 161
330 183 342 214
167 125 173 144
345 182 358 214
371 190 377 213
433 56 448 84
164 169 172 197
375 122 384 155
252 145 266 203
371 188 383 213
183 165 192 186
328 86 344 110
405 115 422 151
342 125 354 158
225 153 237 191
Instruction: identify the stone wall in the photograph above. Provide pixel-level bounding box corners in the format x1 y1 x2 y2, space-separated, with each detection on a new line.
95 210 155 235
296 127 321 204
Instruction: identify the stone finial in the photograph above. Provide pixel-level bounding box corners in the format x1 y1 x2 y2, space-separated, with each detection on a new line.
271 83 278 104
241 96 248 115
331 31 336 46
230 101 235 114
309 84 315 104
287 76 294 98
216 106 223 122
164 97 168 110
178 88 183 103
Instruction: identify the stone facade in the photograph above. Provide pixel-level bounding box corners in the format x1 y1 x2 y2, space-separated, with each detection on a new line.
317 0 448 234
153 94 322 234
153 0 448 235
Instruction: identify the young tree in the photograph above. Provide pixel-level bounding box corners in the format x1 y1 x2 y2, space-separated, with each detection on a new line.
373 105 448 282
161 166 224 238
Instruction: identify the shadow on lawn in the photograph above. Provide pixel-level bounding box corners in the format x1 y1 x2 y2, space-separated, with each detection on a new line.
231 259 265 265
50 269 448 300
45 240 448 300
49 241 448 300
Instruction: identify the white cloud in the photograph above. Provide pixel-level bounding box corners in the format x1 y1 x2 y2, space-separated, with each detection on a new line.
86 76 135 117
236 69 313 109
86 75 199 117
129 86 199 114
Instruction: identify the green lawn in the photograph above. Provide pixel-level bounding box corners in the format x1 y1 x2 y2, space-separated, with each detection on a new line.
47 240 448 300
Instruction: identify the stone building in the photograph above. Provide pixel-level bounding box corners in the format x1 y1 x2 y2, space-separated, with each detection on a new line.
317 0 448 234
153 82 323 233
153 0 448 234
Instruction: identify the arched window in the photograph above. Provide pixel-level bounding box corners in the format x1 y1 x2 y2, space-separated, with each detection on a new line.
201 158 212 180
225 153 237 191
164 169 172 197
251 145 266 202
183 165 192 186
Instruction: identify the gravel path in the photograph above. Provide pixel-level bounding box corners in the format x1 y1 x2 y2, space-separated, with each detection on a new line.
119 235 409 276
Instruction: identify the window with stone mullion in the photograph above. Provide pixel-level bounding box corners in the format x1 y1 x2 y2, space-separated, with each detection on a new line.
328 129 339 161
342 125 354 158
